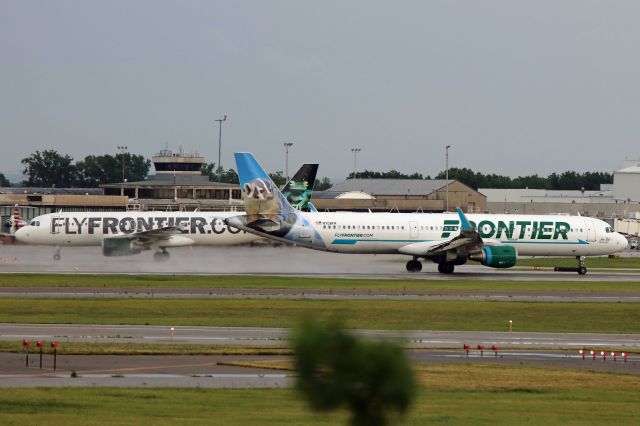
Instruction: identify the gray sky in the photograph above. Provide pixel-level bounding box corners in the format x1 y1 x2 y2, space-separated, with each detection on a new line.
2 0 640 182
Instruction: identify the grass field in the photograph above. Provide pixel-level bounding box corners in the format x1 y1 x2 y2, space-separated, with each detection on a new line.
0 340 288 355
517 256 640 269
2 273 640 292
1 297 638 333
1 365 638 425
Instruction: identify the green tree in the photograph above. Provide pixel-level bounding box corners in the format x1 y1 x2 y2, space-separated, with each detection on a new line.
293 319 416 426
269 171 287 188
201 163 240 184
219 168 239 184
314 177 333 191
348 170 424 180
201 162 217 180
21 150 77 187
76 154 150 187
0 172 10 187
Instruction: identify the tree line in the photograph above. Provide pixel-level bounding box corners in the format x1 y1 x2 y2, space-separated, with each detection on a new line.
348 167 613 191
18 150 151 188
9 150 337 190
5 150 612 192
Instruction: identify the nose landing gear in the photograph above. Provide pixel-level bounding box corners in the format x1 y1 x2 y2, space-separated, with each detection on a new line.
553 256 587 275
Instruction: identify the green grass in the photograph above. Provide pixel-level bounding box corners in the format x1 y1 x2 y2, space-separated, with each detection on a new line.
517 256 640 269
0 340 288 355
1 365 639 425
1 298 638 333
1 273 640 292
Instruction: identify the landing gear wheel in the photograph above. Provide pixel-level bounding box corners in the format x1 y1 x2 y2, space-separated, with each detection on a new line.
153 251 170 262
576 256 587 275
53 253 61 261
406 259 422 272
438 263 455 274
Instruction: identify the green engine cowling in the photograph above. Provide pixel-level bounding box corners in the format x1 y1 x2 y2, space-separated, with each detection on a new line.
102 237 141 257
473 246 517 268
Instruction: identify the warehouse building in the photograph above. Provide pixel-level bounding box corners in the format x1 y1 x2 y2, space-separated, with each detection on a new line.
312 179 486 212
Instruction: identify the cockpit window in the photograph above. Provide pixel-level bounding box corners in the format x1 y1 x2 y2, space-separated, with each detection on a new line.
29 220 40 226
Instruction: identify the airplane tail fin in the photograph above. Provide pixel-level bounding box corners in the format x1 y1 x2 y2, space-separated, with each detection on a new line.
282 164 318 211
233 152 299 234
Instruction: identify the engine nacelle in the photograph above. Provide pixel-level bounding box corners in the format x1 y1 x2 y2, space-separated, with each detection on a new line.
102 238 141 257
471 246 517 268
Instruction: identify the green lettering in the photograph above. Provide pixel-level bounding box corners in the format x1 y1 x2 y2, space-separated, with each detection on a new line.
516 221 530 239
553 221 570 240
531 221 538 239
478 220 496 238
538 221 553 239
496 221 514 239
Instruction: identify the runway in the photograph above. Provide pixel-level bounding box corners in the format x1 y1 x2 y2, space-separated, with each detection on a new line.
1 286 639 302
1 245 640 281
0 348 637 388
2 323 639 349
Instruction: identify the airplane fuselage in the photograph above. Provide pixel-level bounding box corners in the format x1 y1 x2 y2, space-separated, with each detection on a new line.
16 211 259 247
246 211 626 257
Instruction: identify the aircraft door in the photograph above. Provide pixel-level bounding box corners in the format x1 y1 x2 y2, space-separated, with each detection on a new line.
584 219 596 242
409 221 419 239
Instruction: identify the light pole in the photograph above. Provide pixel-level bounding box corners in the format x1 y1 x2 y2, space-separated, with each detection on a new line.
284 142 294 183
117 145 128 196
445 145 451 212
351 148 361 192
215 114 227 180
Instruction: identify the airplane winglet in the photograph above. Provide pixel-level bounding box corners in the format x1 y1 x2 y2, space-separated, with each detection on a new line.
456 207 472 231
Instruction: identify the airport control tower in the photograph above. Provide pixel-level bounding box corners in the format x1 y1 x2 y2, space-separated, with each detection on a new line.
152 147 205 175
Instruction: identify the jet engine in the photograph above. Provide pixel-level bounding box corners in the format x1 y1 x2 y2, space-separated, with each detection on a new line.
471 246 517 268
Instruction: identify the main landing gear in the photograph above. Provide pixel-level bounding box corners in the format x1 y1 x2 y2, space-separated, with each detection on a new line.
153 249 170 262
437 263 455 274
406 258 422 272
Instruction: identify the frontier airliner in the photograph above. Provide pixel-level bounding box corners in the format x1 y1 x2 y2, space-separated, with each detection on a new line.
15 164 318 260
225 153 627 275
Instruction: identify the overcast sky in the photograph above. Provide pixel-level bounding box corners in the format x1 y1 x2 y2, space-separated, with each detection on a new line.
2 1 640 182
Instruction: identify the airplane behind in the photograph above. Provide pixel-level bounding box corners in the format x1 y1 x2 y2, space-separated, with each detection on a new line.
15 164 319 260
225 152 628 275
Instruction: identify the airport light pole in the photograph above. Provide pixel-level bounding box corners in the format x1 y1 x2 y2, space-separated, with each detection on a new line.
284 142 294 183
445 145 451 212
117 145 128 196
351 148 361 192
215 114 227 180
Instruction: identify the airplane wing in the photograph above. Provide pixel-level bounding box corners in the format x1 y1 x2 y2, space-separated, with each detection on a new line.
118 226 183 244
398 208 485 257
101 225 196 256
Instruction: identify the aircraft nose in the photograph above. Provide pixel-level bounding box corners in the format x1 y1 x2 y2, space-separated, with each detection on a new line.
14 226 28 242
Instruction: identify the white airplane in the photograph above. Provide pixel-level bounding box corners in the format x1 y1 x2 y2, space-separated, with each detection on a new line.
225 153 627 275
15 164 319 261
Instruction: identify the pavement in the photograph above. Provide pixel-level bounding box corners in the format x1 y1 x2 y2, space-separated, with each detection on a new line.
1 286 639 302
1 245 640 281
0 348 637 388
2 323 639 349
